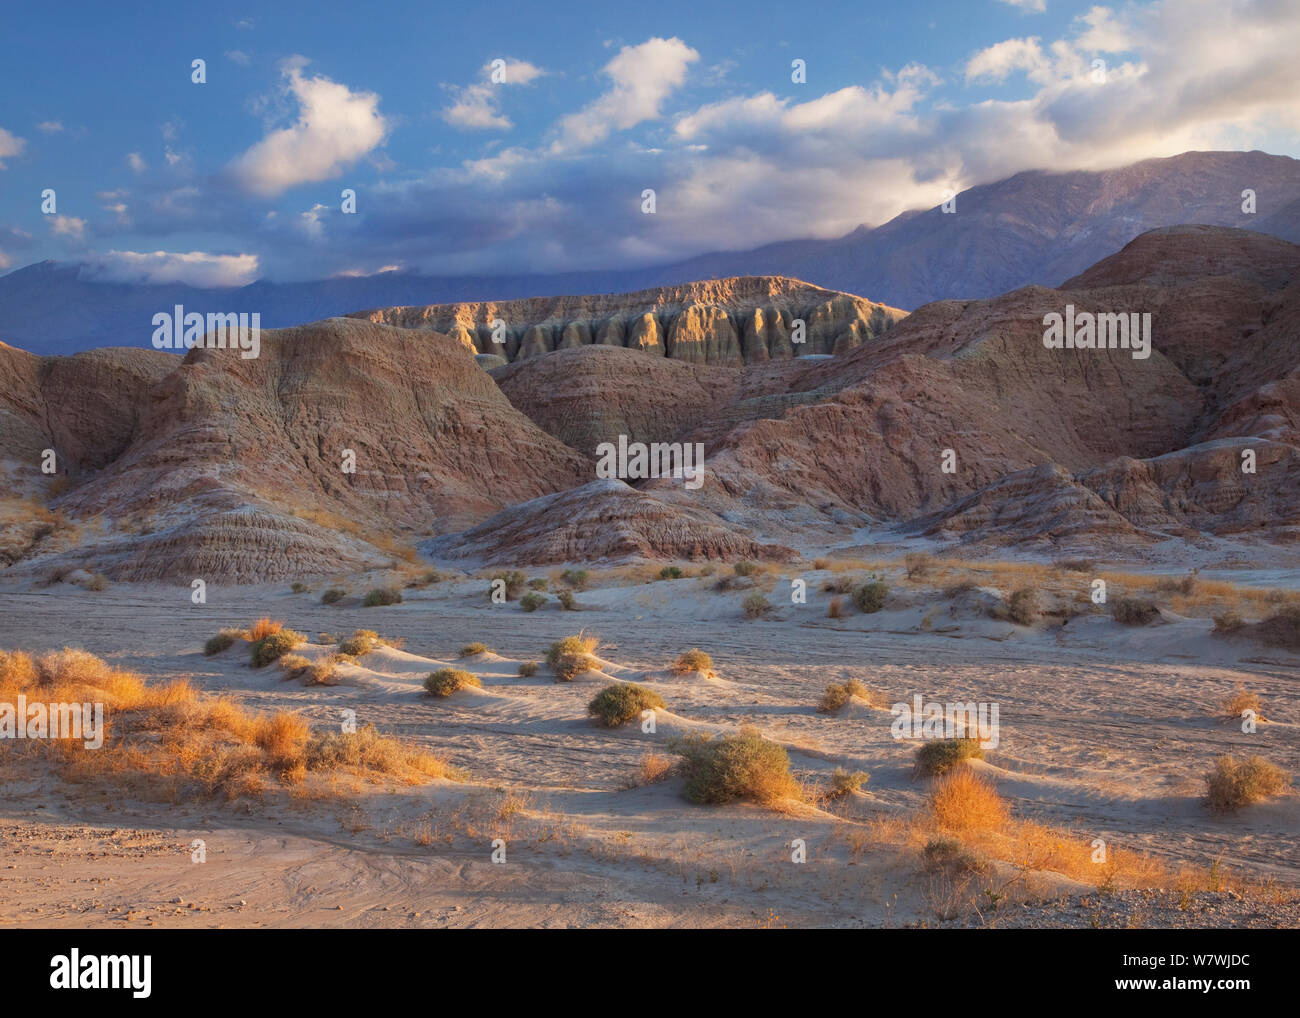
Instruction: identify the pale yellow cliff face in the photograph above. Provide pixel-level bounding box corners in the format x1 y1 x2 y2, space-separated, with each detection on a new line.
349 275 908 367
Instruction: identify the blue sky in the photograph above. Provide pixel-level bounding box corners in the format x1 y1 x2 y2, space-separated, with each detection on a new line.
2 0 1298 284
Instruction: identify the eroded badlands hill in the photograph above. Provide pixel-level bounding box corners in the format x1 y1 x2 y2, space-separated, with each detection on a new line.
349 276 906 367
1 227 1297 578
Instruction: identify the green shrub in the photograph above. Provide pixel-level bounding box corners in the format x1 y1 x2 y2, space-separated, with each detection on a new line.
527 577 548 591
363 587 402 607
659 566 683 580
914 737 983 777
251 629 305 667
852 578 888 613
424 668 482 697
321 588 346 604
743 592 771 618
291 582 308 594
560 568 589 591
338 629 381 657
491 570 527 601
733 560 759 577
547 633 598 681
518 660 538 677
670 729 801 806
587 683 666 727
557 589 577 611
459 642 490 657
520 592 547 612
1113 597 1159 626
203 630 240 656
827 767 869 799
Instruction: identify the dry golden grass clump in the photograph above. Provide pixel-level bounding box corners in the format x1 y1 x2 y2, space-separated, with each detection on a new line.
671 648 713 675
928 769 1009 833
587 682 665 727
818 678 873 714
459 642 490 657
670 728 803 807
249 618 282 641
914 737 984 776
827 596 843 619
636 751 674 785
1205 755 1290 812
547 632 599 681
1 647 453 799
1217 684 1263 720
424 668 482 697
278 653 340 687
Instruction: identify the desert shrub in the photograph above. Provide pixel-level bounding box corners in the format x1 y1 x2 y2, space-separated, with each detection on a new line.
406 570 443 589
338 629 381 657
277 653 311 678
1213 610 1245 634
527 577 548 591
637 751 674 785
1056 558 1095 573
943 579 977 598
1156 570 1199 596
826 597 843 619
914 737 983 777
560 568 589 591
819 679 870 714
923 837 985 875
459 642 490 657
670 729 802 806
520 592 547 612
1113 597 1160 626
547 633 599 681
302 655 340 686
250 629 305 668
929 769 1009 832
1218 685 1262 720
671 648 713 675
424 668 482 697
517 660 538 677
249 618 283 641
743 592 771 618
305 723 450 778
827 767 869 799
291 582 308 594
1205 755 1290 812
698 563 715 577
587 682 666 727
852 578 888 614
557 589 577 611
1257 605 1300 649
713 573 746 591
321 588 346 604
1006 587 1039 625
204 629 242 656
491 570 527 601
813 557 831 570
822 575 855 594
733 560 759 577
903 552 934 579
363 587 402 607
659 566 683 580
86 573 109 592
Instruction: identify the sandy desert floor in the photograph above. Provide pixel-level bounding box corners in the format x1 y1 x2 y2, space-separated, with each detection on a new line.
1 560 1297 928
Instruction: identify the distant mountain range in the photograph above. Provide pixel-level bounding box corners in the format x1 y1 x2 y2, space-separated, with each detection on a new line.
2 150 1298 356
